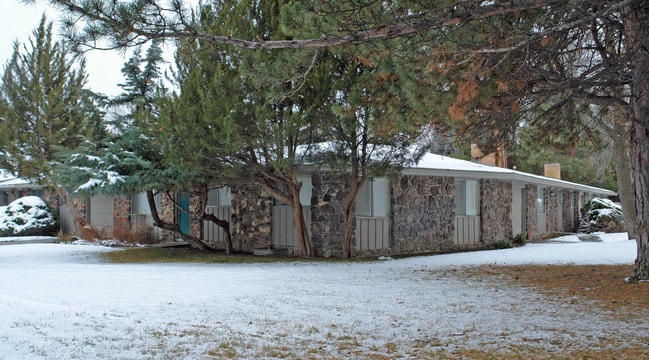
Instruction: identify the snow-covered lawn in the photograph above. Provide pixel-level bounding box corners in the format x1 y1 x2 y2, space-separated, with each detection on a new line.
0 233 644 359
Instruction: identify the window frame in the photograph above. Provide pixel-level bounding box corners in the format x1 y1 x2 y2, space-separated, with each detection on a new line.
355 177 391 218
537 187 546 214
455 179 480 216
207 187 232 207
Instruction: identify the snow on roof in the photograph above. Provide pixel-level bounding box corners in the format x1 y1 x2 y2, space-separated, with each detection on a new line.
0 170 37 189
411 153 616 196
415 153 512 173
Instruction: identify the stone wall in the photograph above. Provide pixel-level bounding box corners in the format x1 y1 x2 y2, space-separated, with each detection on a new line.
545 188 558 234
392 175 455 253
189 194 202 239
562 190 574 232
525 185 538 240
310 172 350 257
39 190 59 214
158 193 176 242
230 183 273 250
113 196 131 238
480 179 513 244
572 191 582 230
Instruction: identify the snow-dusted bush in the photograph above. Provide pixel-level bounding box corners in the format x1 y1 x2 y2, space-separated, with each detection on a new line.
579 198 625 234
0 196 58 236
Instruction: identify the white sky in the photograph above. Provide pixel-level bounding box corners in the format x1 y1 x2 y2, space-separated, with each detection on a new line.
1 1 129 96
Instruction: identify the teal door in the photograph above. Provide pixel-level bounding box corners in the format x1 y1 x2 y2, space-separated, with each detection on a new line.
178 193 190 235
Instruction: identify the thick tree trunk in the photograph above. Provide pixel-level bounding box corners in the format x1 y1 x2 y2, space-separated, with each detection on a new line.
54 187 101 240
341 199 355 258
608 120 637 240
628 119 649 281
259 177 313 257
342 182 363 258
291 184 313 257
626 3 649 281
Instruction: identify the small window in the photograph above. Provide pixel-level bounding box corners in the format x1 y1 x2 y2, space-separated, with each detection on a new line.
355 178 390 217
455 180 480 216
132 192 152 214
272 176 311 206
298 175 312 206
29 189 42 197
207 187 232 207
537 187 546 214
0 191 8 206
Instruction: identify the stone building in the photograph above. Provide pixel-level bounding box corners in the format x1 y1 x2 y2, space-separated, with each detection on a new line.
58 154 616 256
198 153 616 257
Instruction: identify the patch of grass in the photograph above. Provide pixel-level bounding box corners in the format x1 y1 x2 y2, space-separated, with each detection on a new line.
468 264 649 317
100 247 297 264
424 344 649 359
100 246 373 264
207 342 238 358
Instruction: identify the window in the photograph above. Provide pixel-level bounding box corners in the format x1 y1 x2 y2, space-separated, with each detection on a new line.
29 189 42 197
298 175 312 206
355 178 390 217
272 175 312 206
207 187 232 207
0 191 8 206
537 187 546 214
132 192 152 214
455 180 480 216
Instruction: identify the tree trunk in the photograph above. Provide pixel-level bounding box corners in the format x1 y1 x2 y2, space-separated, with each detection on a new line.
626 3 649 281
628 118 649 281
198 187 233 254
146 190 210 251
201 212 233 254
54 187 101 240
341 198 355 258
608 120 637 240
342 181 363 258
291 183 313 257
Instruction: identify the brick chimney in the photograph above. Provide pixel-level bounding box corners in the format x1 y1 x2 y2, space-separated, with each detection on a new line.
471 144 507 168
544 163 561 179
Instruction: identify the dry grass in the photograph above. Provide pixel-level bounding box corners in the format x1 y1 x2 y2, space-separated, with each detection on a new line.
471 264 649 316
98 249 649 359
441 264 649 359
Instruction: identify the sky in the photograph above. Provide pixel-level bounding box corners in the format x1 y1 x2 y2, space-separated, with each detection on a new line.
0 232 643 358
1 1 132 96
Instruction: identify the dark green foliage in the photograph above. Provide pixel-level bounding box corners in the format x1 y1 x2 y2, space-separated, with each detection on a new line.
53 40 175 197
0 16 98 185
493 240 514 250
513 233 527 246
512 125 614 189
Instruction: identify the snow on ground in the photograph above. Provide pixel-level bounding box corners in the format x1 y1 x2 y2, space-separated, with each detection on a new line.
0 233 645 359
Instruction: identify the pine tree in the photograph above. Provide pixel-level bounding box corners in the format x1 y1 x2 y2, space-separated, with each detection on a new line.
163 0 335 256
0 16 102 239
54 41 220 250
